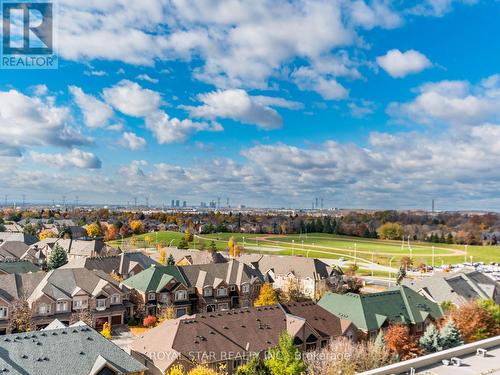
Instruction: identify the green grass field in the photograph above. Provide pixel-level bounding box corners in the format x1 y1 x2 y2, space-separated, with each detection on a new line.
108 231 500 270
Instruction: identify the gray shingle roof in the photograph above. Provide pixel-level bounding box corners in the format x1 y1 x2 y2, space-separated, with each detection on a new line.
0 324 146 374
403 270 500 305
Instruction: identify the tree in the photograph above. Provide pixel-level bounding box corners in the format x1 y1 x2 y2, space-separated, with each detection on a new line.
187 366 220 375
86 222 101 238
264 332 305 375
129 290 145 320
254 283 278 307
209 240 218 252
228 236 239 257
396 267 407 285
280 278 303 303
159 248 166 265
305 337 395 374
477 299 500 326
129 220 145 234
184 230 194 242
104 224 118 241
101 322 112 339
384 324 423 360
167 254 176 265
345 263 359 276
143 315 157 328
440 319 464 350
70 307 94 327
449 301 499 342
419 324 442 353
177 238 189 249
47 244 68 270
39 229 57 240
236 356 268 375
9 296 33 333
377 222 404 240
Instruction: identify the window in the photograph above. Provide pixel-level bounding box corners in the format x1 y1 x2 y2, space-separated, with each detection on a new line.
96 299 106 309
38 303 50 315
203 287 213 297
416 323 423 333
160 293 169 302
0 307 7 319
216 288 227 297
73 299 88 309
56 301 68 312
229 285 236 292
110 294 120 304
147 293 156 301
175 290 187 301
241 284 250 294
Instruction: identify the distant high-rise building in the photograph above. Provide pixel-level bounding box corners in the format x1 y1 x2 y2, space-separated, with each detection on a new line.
175 200 180 207
183 201 187 207
171 200 175 207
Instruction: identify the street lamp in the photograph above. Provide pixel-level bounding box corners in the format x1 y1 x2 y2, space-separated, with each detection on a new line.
292 240 295 256
354 243 357 261
464 245 468 263
432 246 435 269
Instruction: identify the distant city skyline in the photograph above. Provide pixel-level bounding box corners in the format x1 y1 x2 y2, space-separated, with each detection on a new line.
2 1 500 210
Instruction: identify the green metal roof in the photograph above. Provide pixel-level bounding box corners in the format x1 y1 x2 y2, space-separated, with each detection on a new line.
123 265 186 293
318 285 443 332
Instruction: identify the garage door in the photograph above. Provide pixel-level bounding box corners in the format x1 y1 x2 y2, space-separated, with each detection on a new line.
111 315 122 325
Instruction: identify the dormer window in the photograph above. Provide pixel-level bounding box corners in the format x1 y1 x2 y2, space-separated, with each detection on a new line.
0 307 8 319
241 284 250 294
96 299 106 310
111 294 120 304
203 287 213 297
229 285 236 292
175 290 187 301
216 287 227 297
147 293 156 301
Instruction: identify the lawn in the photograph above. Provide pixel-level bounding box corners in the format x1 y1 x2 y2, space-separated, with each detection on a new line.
108 231 500 268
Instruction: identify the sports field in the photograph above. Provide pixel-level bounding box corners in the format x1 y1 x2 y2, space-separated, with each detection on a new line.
108 231 500 272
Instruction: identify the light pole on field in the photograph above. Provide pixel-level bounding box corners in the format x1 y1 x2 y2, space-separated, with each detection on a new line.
292 240 295 256
432 246 435 269
464 245 468 263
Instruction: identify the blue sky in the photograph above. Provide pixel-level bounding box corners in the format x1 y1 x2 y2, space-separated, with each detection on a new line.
1 0 500 210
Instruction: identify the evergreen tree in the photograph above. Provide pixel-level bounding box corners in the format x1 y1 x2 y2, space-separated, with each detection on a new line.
177 238 189 249
315 218 323 233
167 254 175 265
374 331 385 350
264 332 305 375
419 324 442 353
440 319 464 350
323 217 332 234
47 244 68 270
208 240 218 252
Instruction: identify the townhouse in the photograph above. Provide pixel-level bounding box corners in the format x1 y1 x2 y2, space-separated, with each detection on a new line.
130 302 357 374
123 260 263 318
403 269 500 305
27 238 119 261
237 254 343 299
61 251 160 278
0 322 146 375
318 285 443 339
165 247 227 265
0 268 132 333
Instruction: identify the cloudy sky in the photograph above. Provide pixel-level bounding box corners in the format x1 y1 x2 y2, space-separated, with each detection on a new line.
1 0 500 210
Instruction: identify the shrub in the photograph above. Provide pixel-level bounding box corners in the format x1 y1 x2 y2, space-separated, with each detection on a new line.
143 315 157 328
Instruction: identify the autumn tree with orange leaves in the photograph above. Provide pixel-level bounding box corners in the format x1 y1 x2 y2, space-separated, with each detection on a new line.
449 301 499 343
384 324 423 360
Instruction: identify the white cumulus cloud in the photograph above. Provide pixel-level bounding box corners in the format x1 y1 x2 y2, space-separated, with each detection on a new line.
31 149 102 169
377 49 432 78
